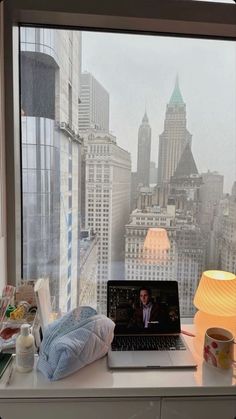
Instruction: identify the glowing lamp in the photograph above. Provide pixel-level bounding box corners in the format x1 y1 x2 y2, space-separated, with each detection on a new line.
142 228 170 263
193 270 236 338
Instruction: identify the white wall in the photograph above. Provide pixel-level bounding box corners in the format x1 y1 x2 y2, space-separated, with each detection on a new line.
0 2 7 292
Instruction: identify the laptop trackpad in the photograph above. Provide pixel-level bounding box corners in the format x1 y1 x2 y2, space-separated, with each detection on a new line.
108 351 171 368
134 351 172 368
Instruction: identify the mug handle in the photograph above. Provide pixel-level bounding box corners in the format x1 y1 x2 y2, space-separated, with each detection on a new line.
233 340 236 364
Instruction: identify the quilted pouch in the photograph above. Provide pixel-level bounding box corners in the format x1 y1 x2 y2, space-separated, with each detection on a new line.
37 306 115 380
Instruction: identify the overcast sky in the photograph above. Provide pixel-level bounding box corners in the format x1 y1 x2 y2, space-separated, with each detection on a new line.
82 31 236 193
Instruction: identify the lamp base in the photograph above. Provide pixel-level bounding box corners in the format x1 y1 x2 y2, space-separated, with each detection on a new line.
194 311 236 340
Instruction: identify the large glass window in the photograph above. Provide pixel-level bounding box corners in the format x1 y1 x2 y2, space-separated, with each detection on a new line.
20 26 236 316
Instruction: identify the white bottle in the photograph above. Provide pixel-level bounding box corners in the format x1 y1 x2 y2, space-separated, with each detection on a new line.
16 324 35 372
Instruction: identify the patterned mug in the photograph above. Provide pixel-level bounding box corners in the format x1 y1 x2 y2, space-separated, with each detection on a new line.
203 327 235 369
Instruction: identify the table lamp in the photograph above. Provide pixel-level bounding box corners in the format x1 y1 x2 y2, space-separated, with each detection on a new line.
142 228 170 263
193 270 236 338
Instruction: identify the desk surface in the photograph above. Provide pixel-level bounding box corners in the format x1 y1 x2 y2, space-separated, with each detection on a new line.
0 325 235 399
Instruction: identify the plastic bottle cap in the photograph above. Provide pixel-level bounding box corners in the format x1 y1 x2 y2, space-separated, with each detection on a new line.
20 324 30 336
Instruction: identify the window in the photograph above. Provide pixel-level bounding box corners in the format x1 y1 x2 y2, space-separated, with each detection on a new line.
3 0 236 317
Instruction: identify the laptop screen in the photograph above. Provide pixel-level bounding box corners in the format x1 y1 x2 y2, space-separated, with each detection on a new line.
107 280 181 335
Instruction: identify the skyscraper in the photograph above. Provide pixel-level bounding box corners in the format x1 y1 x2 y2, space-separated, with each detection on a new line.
199 170 224 232
85 132 131 314
21 28 82 312
78 70 131 313
137 111 151 187
78 72 109 133
157 77 192 184
198 171 224 268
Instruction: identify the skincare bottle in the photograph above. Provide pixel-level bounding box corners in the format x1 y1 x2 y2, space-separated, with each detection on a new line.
16 324 35 372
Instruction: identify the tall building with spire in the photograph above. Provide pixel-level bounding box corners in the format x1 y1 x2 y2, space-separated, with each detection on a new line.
137 111 151 187
157 78 192 184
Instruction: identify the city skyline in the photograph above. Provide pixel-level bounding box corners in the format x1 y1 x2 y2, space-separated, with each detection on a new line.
82 31 236 193
19 26 236 318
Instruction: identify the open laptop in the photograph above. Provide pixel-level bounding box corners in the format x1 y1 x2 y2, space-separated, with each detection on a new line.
107 280 197 369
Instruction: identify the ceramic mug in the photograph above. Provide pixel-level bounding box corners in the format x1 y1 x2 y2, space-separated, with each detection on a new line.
203 327 235 369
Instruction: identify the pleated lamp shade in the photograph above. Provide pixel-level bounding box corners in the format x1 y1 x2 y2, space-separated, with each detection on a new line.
193 270 236 316
193 270 236 338
142 228 170 263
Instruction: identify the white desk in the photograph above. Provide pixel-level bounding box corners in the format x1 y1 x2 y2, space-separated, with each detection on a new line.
0 326 235 419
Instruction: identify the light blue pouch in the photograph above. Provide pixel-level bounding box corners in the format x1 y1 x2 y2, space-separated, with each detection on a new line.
37 306 115 380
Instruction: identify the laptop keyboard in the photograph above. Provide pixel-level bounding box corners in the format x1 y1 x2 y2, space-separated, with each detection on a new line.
111 335 186 351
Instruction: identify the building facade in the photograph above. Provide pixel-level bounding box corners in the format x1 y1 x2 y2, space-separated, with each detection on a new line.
199 170 224 232
85 133 131 314
125 207 205 316
130 171 138 211
198 170 224 268
21 27 82 312
79 230 99 309
175 223 205 316
169 142 202 222
212 183 236 274
78 72 109 133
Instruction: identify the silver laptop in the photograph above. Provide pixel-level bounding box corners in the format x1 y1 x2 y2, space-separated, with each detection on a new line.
107 280 197 369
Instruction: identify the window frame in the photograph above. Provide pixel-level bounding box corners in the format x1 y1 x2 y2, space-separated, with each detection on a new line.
3 0 236 286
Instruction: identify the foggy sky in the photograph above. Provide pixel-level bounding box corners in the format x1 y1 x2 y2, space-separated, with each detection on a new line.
82 31 236 193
